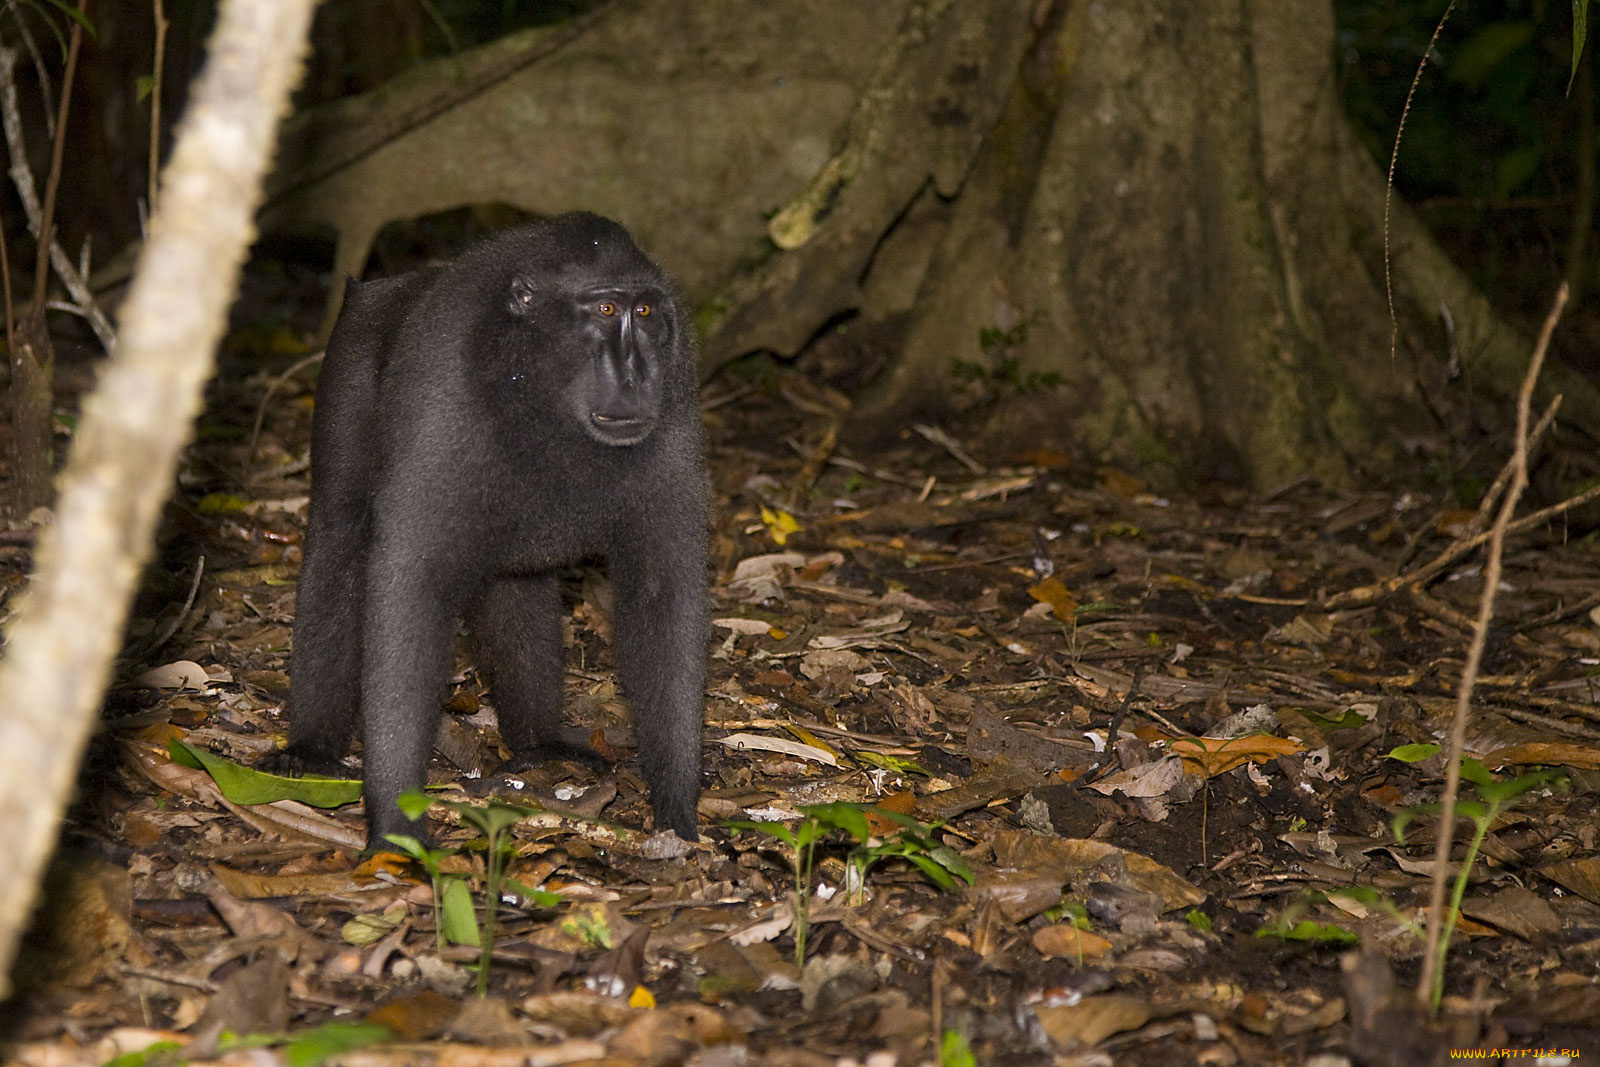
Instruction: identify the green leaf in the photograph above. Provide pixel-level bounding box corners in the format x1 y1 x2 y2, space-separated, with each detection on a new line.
135 74 155 104
925 844 975 885
725 818 800 849
195 491 254 515
1492 145 1542 198
438 797 534 837
939 1029 977 1067
103 1040 183 1067
283 1021 393 1067
1458 757 1495 788
503 878 564 908
28 0 96 39
1386 742 1440 763
170 740 361 807
1256 918 1358 944
1185 908 1213 933
439 876 480 947
397 789 435 820
901 852 960 892
799 801 873 841
855 750 933 777
1479 767 1564 806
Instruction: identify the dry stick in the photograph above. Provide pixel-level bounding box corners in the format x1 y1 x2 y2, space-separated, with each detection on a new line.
1321 479 1598 611
0 47 112 347
247 350 322 461
30 3 81 314
3 0 56 139
1383 1 1456 362
1465 396 1561 536
148 0 168 212
1414 283 1569 1007
0 0 319 992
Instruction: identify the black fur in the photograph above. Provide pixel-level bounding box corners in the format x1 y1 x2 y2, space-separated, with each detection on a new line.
266 213 708 848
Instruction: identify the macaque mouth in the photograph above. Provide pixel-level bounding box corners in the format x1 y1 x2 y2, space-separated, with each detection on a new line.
589 410 655 443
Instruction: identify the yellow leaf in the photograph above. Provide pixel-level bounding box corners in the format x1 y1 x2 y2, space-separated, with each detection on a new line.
629 985 656 1009
781 724 841 760
1027 576 1078 619
760 505 800 545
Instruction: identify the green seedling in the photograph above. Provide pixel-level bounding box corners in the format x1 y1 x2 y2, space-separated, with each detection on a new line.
390 791 562 995
1256 885 1421 948
940 1028 977 1067
826 804 974 904
726 810 828 965
1043 898 1091 927
1388 749 1565 1008
1256 917 1360 945
727 802 974 965
381 822 473 954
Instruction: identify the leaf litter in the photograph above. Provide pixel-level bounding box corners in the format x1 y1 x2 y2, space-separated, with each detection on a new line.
5 356 1600 1064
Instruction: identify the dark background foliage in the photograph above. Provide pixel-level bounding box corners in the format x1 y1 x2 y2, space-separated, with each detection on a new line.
5 0 1593 352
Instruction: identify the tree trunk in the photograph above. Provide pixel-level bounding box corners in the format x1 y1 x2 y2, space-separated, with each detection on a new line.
708 0 1600 488
8 309 53 519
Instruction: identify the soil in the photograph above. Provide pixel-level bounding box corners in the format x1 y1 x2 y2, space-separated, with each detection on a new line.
3 258 1600 1066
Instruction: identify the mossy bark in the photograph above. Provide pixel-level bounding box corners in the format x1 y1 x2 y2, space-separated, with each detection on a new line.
727 0 1598 488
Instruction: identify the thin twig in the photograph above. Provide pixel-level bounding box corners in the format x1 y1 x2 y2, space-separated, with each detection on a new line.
1414 283 1568 1007
913 423 985 474
3 0 55 139
1323 480 1599 610
148 0 168 214
248 351 323 461
1465 396 1562 537
30 5 82 315
0 45 112 347
144 554 204 655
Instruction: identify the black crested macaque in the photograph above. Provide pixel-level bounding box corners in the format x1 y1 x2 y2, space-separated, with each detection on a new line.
265 212 708 848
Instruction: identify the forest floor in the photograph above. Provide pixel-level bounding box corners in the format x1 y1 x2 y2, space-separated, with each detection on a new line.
4 259 1600 1067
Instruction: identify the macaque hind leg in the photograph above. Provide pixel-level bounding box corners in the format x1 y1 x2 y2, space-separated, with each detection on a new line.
270 497 366 776
472 572 600 768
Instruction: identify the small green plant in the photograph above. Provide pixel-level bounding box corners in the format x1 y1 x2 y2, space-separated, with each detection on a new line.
388 791 563 996
726 809 828 965
940 1028 977 1067
727 802 974 965
950 313 1063 396
382 826 476 954
1389 748 1565 1007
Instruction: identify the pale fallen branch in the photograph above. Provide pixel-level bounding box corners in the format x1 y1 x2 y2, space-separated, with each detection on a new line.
0 0 318 994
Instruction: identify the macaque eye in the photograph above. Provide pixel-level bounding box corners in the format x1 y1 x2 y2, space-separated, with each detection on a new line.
635 303 652 317
598 301 617 316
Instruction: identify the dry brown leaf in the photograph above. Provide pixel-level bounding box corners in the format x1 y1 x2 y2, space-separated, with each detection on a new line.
1032 923 1114 961
1166 734 1305 776
1483 740 1600 771
990 831 1206 911
1539 856 1600 906
1027 575 1078 619
1034 993 1154 1048
366 989 462 1040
